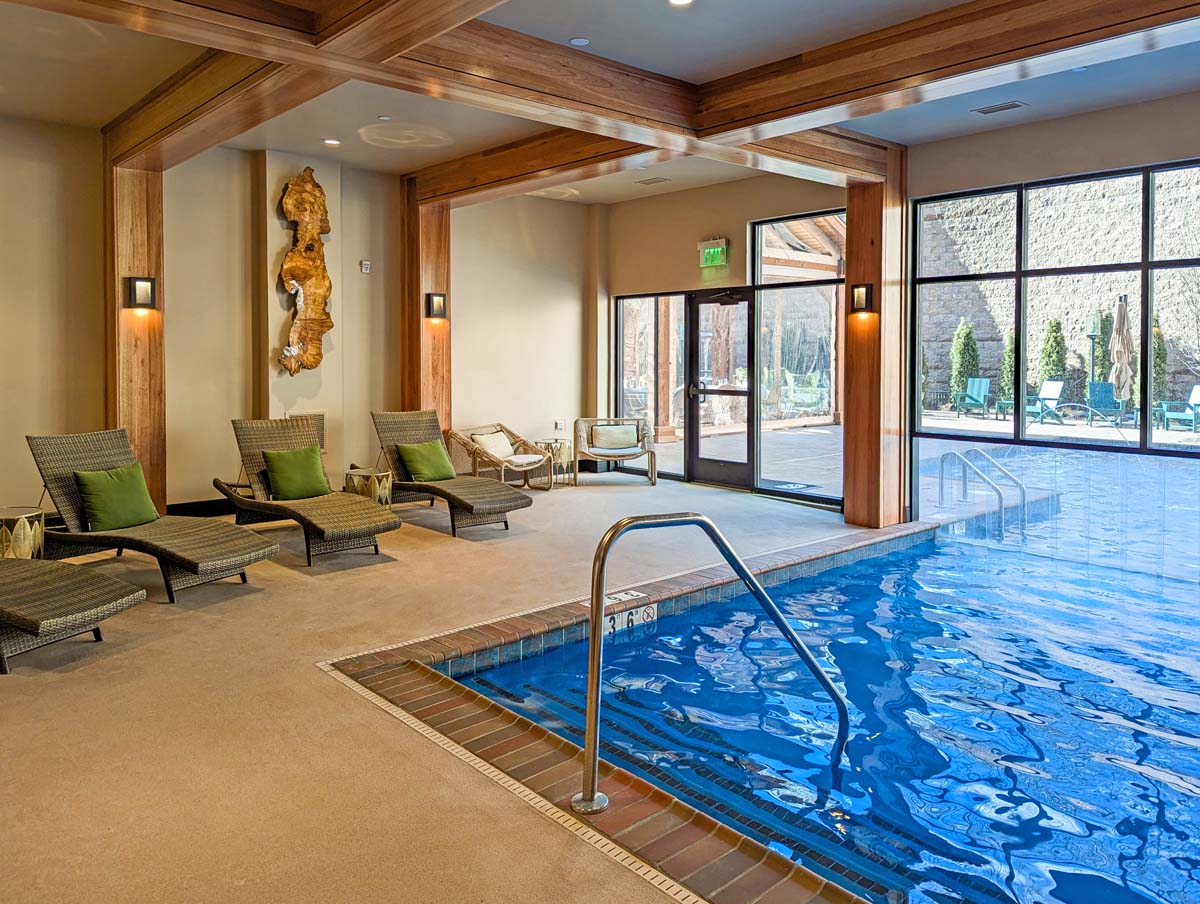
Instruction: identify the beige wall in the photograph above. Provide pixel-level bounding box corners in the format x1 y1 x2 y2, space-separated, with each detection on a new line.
161 149 402 503
164 147 257 503
0 115 104 505
451 196 591 439
909 90 1200 198
607 174 846 298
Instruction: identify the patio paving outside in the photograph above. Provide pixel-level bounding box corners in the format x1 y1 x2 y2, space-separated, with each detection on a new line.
919 408 1200 448
651 422 844 499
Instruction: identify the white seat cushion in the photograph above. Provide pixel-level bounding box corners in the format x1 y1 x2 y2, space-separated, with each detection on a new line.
506 454 544 467
591 424 639 449
472 431 515 459
588 446 644 457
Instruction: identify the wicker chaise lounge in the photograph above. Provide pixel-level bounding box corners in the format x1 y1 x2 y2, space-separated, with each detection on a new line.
370 410 533 537
215 417 403 564
0 558 145 673
27 430 280 603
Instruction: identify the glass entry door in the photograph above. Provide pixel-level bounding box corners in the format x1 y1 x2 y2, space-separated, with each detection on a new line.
686 288 755 487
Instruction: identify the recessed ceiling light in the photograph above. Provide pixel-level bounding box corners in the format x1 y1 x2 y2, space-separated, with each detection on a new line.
377 115 393 121
322 138 341 146
1071 66 1089 72
669 0 693 6
569 36 589 46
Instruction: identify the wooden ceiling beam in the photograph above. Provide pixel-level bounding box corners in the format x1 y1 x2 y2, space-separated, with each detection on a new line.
698 0 1200 143
410 128 680 208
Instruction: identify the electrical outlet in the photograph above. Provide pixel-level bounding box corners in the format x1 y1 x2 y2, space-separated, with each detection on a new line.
554 418 566 431
360 260 371 274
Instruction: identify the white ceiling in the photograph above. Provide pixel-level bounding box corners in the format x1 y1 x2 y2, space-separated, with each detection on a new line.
0 3 202 128
224 81 551 173
482 0 965 83
529 155 756 205
846 40 1200 146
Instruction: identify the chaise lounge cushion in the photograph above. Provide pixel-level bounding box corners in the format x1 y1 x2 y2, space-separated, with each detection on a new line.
263 445 330 500
74 462 159 532
0 559 145 637
396 440 456 482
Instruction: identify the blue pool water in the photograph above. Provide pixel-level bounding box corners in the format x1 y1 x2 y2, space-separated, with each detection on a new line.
462 541 1200 904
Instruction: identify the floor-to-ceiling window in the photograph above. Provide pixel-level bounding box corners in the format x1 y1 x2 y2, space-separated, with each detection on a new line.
615 295 686 476
911 161 1200 579
611 208 846 505
753 211 846 501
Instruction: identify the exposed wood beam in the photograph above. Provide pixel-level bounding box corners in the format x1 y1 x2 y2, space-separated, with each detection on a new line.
104 153 167 511
399 180 452 425
843 146 907 528
698 0 1200 143
411 128 679 208
104 51 345 170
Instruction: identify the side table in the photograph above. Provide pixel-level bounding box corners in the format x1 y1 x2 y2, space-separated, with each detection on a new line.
344 469 394 507
0 507 45 559
536 439 575 489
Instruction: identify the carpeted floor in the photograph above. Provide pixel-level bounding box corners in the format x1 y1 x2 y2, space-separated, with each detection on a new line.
0 474 853 903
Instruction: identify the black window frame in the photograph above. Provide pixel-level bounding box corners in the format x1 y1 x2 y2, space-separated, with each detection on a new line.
910 157 1200 461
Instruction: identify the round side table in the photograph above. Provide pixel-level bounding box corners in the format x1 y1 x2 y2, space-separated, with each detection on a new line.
536 439 574 489
344 469 394 506
0 507 45 559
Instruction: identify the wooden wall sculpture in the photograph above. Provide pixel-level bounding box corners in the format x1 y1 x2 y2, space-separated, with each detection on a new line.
278 166 333 375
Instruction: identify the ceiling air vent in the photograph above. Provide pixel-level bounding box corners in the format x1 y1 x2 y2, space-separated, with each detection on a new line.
634 176 672 186
971 101 1027 116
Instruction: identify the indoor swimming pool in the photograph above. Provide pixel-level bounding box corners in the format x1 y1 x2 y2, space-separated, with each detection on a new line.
462 540 1200 904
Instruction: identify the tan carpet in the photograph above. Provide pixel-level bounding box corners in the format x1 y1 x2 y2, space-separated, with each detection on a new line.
0 475 853 903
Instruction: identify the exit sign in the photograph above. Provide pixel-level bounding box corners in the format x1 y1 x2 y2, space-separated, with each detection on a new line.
698 238 728 269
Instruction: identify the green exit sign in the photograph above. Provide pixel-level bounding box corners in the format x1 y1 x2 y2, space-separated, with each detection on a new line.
698 239 728 268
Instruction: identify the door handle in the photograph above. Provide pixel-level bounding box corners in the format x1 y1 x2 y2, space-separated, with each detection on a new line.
688 382 707 399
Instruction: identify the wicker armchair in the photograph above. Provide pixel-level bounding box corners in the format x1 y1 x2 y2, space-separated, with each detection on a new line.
573 418 656 485
448 424 552 489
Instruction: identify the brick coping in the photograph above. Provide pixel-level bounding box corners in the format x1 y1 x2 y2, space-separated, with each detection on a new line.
321 523 935 904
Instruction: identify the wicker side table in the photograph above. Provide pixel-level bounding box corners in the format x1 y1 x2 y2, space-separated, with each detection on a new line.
344 469 393 507
0 507 44 559
536 439 575 489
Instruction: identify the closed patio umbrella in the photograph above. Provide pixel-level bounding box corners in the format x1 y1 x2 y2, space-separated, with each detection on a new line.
1108 293 1135 401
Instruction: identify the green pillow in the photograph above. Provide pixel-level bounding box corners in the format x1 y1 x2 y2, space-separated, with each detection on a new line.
397 440 455 482
262 445 330 500
74 462 159 532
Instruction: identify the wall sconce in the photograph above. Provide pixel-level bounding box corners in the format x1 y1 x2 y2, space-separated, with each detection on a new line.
126 277 157 311
850 283 874 315
425 292 448 320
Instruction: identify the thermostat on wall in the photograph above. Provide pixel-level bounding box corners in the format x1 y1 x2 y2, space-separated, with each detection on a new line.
360 260 371 274
697 238 728 269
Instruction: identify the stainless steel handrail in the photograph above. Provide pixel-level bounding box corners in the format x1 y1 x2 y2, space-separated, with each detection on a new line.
963 448 1028 537
570 512 852 815
938 450 1008 538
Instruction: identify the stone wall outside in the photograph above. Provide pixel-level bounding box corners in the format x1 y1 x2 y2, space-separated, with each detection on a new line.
919 169 1200 405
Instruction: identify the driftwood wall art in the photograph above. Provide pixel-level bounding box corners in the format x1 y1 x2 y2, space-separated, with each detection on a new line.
278 166 333 376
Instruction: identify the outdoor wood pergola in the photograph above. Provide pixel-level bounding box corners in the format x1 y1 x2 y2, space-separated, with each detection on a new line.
11 0 1196 526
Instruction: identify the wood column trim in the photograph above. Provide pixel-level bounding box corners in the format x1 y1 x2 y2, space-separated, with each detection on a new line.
105 158 167 511
842 147 907 528
400 178 451 427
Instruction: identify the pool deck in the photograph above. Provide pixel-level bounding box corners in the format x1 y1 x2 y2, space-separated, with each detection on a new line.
0 475 897 904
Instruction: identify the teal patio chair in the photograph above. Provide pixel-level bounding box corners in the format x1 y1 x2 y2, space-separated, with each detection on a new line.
1086 381 1126 426
954 377 992 418
1027 380 1065 424
1161 385 1200 432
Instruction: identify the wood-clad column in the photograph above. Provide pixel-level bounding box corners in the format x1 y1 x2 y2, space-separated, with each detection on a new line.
399 177 452 427
105 158 167 511
843 146 907 528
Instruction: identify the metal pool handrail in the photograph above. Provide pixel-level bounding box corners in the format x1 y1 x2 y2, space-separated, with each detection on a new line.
570 512 852 815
